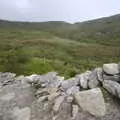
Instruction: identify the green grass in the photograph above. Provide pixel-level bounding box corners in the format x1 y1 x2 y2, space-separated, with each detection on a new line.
0 15 120 78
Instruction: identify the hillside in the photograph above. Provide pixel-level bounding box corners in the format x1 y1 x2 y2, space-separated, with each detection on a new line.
0 14 120 46
51 14 120 46
0 14 120 77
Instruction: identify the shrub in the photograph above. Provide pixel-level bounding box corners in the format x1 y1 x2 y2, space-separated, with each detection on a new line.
1 48 30 74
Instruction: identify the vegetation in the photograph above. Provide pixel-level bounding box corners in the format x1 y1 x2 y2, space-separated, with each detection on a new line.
0 14 120 78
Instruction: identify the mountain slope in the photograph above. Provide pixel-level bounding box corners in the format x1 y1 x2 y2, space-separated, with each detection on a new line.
52 14 120 46
0 14 120 46
0 14 119 77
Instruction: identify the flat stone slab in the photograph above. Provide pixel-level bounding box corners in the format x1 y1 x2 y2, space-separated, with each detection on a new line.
74 88 106 117
103 63 119 75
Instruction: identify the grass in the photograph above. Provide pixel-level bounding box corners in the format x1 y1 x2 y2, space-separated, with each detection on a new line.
0 19 120 78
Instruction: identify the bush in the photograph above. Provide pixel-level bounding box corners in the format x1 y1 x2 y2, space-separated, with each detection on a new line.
1 48 30 74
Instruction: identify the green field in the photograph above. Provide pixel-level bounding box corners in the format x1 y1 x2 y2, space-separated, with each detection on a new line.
0 14 120 78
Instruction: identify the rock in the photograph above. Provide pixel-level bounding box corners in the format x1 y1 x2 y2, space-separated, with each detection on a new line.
0 82 34 120
12 107 31 120
66 96 73 103
47 76 63 89
0 92 15 101
103 74 120 82
60 78 79 91
47 87 58 94
72 105 79 119
96 68 103 82
103 63 119 75
15 75 25 81
103 80 120 98
0 72 16 86
74 88 106 117
118 62 120 71
35 88 49 97
37 95 48 102
66 86 80 96
27 72 58 88
88 70 100 88
53 96 65 113
77 71 92 89
15 75 30 85
26 74 38 82
48 92 60 101
39 72 58 85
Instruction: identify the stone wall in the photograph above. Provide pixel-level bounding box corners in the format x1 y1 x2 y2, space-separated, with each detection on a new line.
0 63 120 120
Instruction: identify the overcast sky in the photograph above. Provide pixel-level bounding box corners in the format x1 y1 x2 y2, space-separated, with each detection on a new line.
0 0 120 23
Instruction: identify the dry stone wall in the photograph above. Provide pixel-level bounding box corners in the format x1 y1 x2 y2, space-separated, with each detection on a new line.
0 63 120 120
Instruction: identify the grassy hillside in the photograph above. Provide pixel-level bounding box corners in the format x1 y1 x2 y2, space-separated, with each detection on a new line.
0 14 120 78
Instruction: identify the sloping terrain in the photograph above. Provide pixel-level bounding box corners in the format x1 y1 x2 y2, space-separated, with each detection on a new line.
0 14 120 77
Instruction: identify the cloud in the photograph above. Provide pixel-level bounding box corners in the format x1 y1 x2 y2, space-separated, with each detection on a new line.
0 0 120 23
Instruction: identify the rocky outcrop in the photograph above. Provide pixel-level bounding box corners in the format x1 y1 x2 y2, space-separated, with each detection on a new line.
0 62 120 120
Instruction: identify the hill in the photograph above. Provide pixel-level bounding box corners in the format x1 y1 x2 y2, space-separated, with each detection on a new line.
0 14 120 77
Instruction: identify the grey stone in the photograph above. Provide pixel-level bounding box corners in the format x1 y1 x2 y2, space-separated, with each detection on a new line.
15 75 30 84
53 96 65 112
0 92 15 101
27 72 63 89
77 71 92 89
66 86 80 96
72 105 79 119
103 74 120 82
118 63 120 71
35 88 49 97
103 80 120 98
26 74 39 83
47 76 63 89
12 107 31 120
37 95 48 102
74 88 106 117
61 78 79 91
0 72 16 86
38 72 58 85
103 63 119 75
88 70 100 88
96 68 104 82
48 92 60 101
66 96 73 103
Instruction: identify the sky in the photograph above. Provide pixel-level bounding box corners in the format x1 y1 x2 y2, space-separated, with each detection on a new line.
0 0 120 23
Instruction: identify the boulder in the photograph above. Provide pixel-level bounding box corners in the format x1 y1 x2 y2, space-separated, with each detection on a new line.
0 72 16 86
35 88 49 97
26 74 39 83
48 92 60 101
88 69 100 88
37 95 48 103
76 71 92 89
74 88 106 117
103 80 120 98
72 105 79 119
96 68 104 82
103 63 119 75
53 96 65 113
66 96 73 103
103 74 120 82
66 86 80 96
12 107 31 120
60 78 79 91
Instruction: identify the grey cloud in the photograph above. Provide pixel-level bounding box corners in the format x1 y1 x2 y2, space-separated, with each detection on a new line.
0 0 120 23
